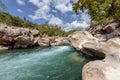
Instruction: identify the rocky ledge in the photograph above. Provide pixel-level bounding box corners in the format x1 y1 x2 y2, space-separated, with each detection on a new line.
68 21 120 80
0 24 40 49
0 24 66 50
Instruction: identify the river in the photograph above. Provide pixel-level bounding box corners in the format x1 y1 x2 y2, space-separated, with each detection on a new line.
0 46 91 80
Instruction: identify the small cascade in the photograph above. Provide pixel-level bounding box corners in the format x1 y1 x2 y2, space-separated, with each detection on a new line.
62 38 70 44
50 38 71 47
50 42 56 47
62 38 74 47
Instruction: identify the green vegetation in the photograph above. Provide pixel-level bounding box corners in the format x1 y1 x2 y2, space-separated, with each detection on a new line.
0 11 71 36
73 0 120 25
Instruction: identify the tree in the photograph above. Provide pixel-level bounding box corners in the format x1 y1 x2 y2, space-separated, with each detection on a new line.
73 0 120 24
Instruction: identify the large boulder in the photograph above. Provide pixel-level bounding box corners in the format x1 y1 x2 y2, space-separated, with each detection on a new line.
81 42 106 59
0 24 40 48
68 30 120 80
81 38 120 58
82 38 120 80
82 59 120 80
68 30 120 58
68 31 98 50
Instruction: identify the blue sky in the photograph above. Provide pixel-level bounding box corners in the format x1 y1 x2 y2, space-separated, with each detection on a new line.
2 0 91 31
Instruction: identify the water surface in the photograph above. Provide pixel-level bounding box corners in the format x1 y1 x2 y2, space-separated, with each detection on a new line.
0 46 91 80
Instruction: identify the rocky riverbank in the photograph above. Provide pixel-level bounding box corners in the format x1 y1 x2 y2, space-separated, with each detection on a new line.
0 24 67 50
68 21 120 80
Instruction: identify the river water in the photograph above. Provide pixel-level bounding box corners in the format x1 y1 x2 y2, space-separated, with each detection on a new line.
0 46 91 80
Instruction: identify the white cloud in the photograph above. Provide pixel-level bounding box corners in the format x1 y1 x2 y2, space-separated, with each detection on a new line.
64 21 89 31
28 0 73 20
16 0 25 5
48 10 90 31
47 14 90 31
48 17 90 31
28 0 91 31
28 0 51 20
53 0 72 13
80 10 91 23
63 10 91 31
17 9 23 13
48 16 63 25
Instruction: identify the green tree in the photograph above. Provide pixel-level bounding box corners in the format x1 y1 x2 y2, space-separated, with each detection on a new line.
73 0 120 24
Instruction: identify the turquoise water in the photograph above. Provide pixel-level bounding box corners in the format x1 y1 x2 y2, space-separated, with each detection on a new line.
0 46 91 80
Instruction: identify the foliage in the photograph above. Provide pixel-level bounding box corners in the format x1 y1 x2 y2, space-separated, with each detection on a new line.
37 24 69 36
0 11 71 37
73 0 120 24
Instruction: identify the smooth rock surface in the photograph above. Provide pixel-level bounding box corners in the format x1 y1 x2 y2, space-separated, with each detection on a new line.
68 31 98 50
68 30 120 80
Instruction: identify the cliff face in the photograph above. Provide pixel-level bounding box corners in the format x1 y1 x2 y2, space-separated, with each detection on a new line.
68 21 120 80
0 24 40 49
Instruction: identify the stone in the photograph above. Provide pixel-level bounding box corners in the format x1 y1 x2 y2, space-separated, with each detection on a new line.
82 38 120 80
68 29 120 80
0 24 40 49
54 37 68 46
89 21 120 41
37 37 50 47
0 45 8 50
68 30 98 50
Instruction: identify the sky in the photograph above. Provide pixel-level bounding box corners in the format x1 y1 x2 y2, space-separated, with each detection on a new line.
2 0 91 31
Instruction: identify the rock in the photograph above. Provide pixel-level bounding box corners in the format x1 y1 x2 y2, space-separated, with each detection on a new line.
68 21 120 80
14 35 32 48
68 30 120 58
37 37 50 47
81 42 106 59
81 37 120 58
0 45 8 50
68 31 98 50
82 60 120 80
0 24 40 48
49 36 69 46
68 30 120 80
89 21 120 41
30 29 40 36
54 37 64 46
54 36 69 46
82 38 120 80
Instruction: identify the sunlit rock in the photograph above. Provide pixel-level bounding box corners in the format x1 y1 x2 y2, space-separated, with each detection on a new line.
0 24 40 48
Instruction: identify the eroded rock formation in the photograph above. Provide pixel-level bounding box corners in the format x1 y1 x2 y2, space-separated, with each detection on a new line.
89 21 120 41
0 24 40 49
68 21 120 80
0 24 67 49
